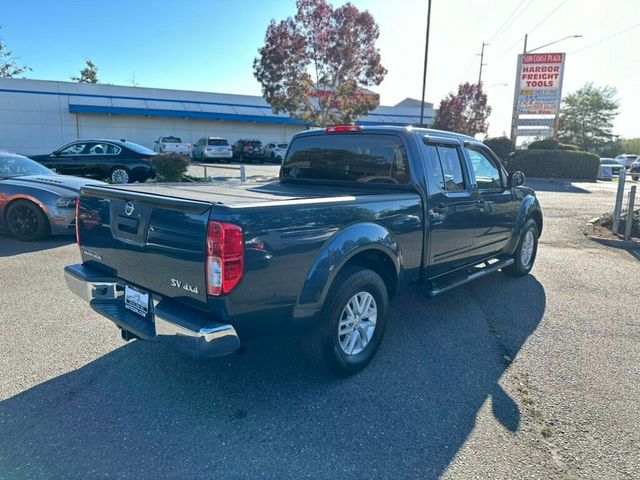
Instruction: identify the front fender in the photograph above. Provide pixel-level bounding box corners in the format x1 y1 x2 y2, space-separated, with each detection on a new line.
506 194 542 254
295 222 401 316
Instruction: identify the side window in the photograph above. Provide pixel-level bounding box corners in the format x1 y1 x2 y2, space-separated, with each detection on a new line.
467 148 501 190
59 143 86 155
423 144 466 192
88 143 121 155
423 144 446 192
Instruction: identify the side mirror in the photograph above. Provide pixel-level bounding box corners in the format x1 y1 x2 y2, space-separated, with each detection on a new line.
508 171 525 188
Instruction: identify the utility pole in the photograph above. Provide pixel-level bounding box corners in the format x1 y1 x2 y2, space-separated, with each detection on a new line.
419 0 432 127
478 42 488 84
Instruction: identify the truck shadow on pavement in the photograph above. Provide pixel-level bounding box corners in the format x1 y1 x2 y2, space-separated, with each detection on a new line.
0 234 75 257
0 274 545 479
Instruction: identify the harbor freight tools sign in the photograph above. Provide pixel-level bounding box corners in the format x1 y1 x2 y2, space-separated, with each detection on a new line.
516 53 565 115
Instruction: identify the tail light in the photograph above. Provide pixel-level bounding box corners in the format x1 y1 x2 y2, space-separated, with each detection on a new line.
325 125 362 133
75 197 80 244
206 221 244 296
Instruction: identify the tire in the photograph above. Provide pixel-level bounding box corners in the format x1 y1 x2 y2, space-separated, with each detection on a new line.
303 266 389 377
502 219 539 277
5 199 50 241
110 167 130 184
632 175 639 181
270 153 276 163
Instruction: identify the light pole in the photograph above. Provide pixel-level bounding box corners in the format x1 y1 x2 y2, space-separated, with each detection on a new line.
523 34 582 53
419 0 432 127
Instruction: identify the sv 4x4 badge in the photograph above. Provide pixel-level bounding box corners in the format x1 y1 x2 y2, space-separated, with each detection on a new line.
170 278 199 294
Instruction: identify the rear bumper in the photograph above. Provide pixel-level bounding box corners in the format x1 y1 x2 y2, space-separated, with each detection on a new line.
64 263 241 358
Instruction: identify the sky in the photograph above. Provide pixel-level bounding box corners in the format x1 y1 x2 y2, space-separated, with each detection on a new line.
1 0 639 138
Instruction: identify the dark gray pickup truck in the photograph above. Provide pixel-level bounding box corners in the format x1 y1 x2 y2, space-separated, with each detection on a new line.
65 125 542 376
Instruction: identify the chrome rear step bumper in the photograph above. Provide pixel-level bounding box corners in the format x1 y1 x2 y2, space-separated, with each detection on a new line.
64 263 241 358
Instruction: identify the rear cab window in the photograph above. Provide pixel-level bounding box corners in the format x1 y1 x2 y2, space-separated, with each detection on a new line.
161 136 182 143
281 133 410 185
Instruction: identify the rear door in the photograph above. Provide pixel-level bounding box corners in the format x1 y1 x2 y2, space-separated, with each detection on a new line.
465 145 518 256
78 186 212 309
421 138 482 274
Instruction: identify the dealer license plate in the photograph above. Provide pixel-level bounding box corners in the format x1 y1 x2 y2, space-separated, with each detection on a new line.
124 285 149 317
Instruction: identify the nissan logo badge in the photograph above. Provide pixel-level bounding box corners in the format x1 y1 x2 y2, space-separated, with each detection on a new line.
124 201 135 216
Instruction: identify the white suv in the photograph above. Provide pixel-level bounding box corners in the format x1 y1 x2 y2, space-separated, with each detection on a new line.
192 137 233 163
614 154 639 169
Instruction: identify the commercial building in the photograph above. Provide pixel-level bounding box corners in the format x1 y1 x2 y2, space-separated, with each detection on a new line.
0 78 434 156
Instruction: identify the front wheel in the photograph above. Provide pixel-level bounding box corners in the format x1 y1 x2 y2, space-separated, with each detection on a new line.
303 267 389 377
502 219 539 277
6 200 50 241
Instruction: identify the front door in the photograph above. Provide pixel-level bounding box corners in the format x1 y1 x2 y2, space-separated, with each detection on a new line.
422 139 481 275
465 145 518 257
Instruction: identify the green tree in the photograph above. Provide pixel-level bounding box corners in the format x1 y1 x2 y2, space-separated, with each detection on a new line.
621 138 640 155
71 59 99 83
253 0 387 126
0 30 31 78
559 83 619 153
483 136 514 164
431 82 491 136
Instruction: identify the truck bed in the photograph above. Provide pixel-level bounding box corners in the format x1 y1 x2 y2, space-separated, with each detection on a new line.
99 180 403 208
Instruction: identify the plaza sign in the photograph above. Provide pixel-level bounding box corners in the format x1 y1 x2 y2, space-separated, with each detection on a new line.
516 53 565 115
510 52 566 143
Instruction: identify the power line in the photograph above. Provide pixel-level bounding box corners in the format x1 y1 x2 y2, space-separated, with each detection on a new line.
488 0 527 42
495 0 569 59
527 0 569 35
489 0 535 43
569 23 640 54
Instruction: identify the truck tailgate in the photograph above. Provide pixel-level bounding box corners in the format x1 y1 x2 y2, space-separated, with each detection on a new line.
77 185 211 309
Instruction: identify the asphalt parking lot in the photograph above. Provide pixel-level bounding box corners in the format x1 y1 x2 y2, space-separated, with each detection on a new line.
1 172 639 479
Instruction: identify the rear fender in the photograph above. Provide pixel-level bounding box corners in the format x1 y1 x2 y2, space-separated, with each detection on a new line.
294 222 400 318
506 194 542 254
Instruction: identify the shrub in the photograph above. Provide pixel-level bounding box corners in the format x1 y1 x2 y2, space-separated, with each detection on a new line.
528 137 579 151
509 149 600 180
483 137 514 165
150 153 189 182
528 137 559 150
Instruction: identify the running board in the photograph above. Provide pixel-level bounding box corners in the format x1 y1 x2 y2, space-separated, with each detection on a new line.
426 257 514 297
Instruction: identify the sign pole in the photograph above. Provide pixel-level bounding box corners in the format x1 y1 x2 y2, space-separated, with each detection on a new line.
553 54 566 140
509 54 522 146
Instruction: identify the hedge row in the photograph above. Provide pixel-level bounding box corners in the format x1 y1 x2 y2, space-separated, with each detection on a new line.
150 153 190 182
527 137 579 151
509 149 600 180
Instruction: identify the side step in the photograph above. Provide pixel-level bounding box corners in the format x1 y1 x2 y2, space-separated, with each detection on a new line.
426 257 514 297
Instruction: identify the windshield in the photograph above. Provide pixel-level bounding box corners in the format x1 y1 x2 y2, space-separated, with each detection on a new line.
208 139 229 146
124 142 156 155
0 155 52 178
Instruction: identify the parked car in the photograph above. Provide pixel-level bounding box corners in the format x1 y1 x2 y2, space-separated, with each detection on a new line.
66 125 542 376
0 152 104 241
30 139 156 184
192 137 233 163
232 139 264 162
599 158 625 176
264 142 288 163
614 154 639 169
630 159 640 181
153 136 191 156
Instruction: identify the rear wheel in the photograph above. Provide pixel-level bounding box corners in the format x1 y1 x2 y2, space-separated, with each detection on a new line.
6 200 50 241
303 267 389 377
502 219 539 277
110 167 130 184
